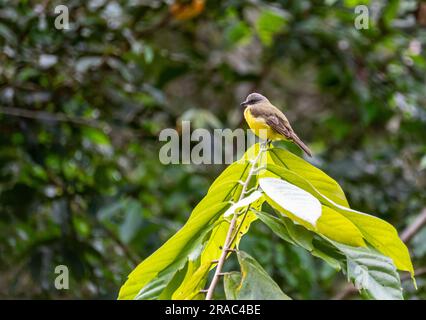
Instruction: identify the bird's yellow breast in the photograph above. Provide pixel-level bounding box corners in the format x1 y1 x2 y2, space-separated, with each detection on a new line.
244 107 284 141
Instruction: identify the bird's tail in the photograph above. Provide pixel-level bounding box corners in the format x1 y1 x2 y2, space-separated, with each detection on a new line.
291 133 312 157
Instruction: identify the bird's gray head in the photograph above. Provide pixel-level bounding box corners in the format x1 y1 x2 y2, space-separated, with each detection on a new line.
240 93 268 108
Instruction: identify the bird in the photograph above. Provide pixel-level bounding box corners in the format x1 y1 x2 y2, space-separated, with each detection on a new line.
240 92 312 157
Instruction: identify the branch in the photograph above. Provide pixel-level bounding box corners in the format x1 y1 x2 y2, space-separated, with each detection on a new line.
401 207 426 243
0 106 159 140
136 12 172 37
205 141 268 300
101 225 140 267
401 267 426 281
332 284 357 300
0 106 109 130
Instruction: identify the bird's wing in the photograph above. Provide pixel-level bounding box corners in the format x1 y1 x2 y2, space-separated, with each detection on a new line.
265 114 293 139
265 113 313 157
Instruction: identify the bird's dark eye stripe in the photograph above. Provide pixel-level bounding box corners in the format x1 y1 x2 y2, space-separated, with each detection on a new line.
249 98 260 104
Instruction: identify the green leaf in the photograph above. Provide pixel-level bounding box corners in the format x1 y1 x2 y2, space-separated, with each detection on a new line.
224 272 242 300
330 241 404 300
259 177 322 228
118 145 262 299
135 268 176 300
253 210 296 245
223 190 263 217
344 0 371 7
381 0 400 28
118 200 227 299
208 143 262 195
317 206 366 247
171 220 229 300
0 23 17 46
82 127 111 146
144 45 154 64
253 210 314 251
208 163 250 198
225 21 251 46
158 263 189 299
254 210 341 269
173 197 265 300
255 8 287 46
280 216 315 251
268 147 349 207
171 256 207 300
255 209 403 299
119 200 143 244
224 250 291 300
265 163 414 279
324 201 415 280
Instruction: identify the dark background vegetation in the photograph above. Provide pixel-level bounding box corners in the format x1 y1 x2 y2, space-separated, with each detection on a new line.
0 0 425 299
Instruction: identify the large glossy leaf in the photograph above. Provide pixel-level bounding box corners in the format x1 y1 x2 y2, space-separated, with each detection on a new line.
172 220 229 299
259 177 322 228
268 147 349 207
134 271 175 300
173 198 264 300
119 202 226 299
223 191 263 217
322 199 415 280
119 144 266 300
168 148 268 300
171 255 207 300
254 210 341 269
255 209 314 250
158 263 189 299
119 160 252 299
208 143 260 194
224 250 291 300
255 210 404 299
253 210 296 245
265 164 414 279
138 259 190 300
208 163 250 197
223 272 242 300
260 178 365 246
330 241 404 300
317 206 365 247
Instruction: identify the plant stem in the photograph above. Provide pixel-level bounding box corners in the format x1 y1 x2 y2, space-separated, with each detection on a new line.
401 207 426 243
205 141 268 300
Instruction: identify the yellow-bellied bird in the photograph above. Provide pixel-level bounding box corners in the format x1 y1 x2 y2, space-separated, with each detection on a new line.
241 93 312 157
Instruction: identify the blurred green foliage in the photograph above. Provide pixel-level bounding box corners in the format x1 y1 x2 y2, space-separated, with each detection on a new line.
0 0 425 299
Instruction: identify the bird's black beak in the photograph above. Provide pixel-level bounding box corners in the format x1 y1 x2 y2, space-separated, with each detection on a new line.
240 101 248 108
